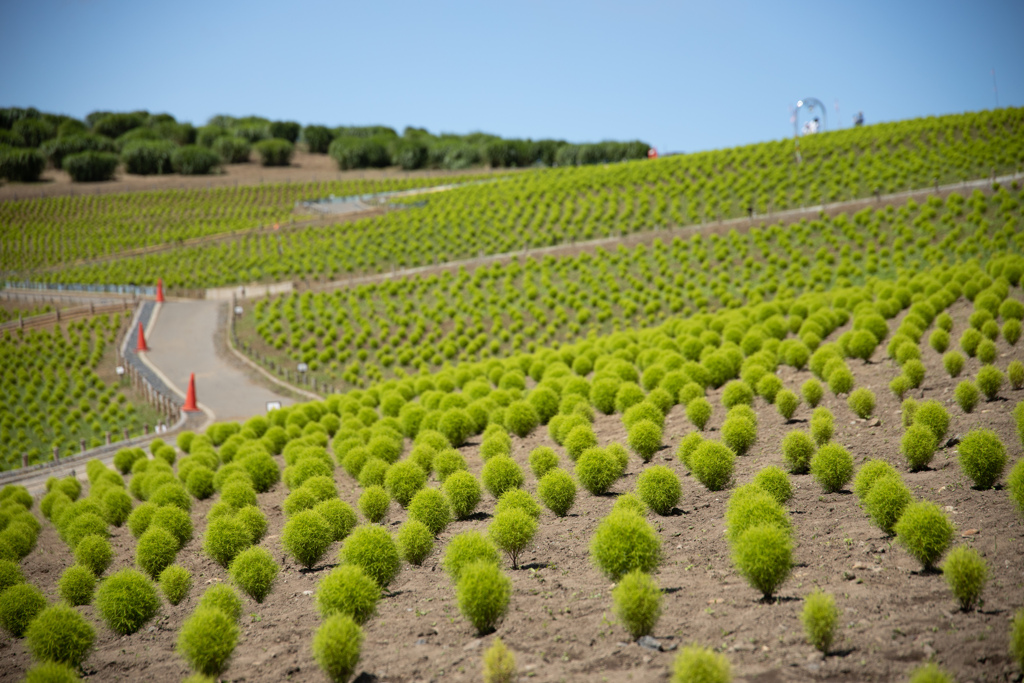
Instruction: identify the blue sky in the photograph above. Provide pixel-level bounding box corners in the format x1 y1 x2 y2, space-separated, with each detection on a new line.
2 0 1022 153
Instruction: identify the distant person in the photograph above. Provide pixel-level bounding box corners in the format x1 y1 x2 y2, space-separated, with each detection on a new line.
854 111 864 127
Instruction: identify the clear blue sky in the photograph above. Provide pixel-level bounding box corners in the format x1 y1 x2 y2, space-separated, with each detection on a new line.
2 0 1022 153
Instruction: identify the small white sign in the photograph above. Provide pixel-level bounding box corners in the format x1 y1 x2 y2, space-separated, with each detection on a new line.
297 362 308 373
266 401 282 412
115 366 125 376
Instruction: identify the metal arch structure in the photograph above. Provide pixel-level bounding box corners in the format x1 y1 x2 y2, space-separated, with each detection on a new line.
793 97 828 137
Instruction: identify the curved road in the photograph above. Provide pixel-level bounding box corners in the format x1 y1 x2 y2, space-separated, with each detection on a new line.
144 300 294 422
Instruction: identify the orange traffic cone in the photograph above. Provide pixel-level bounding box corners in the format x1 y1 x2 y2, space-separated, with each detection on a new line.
182 373 199 412
156 278 165 303
136 323 148 352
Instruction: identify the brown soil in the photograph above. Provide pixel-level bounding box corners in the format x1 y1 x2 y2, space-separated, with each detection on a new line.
0 151 514 202
2 300 1023 683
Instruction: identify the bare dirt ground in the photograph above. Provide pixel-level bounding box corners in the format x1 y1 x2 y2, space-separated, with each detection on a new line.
2 299 1023 683
0 151 512 202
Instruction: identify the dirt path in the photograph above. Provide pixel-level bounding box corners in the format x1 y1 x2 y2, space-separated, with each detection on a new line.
142 300 296 422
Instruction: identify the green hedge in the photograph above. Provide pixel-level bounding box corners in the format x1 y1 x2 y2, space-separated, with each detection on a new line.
40 134 117 168
213 136 251 163
302 126 333 154
270 121 301 144
121 140 177 175
63 151 118 182
0 147 46 182
197 125 227 148
12 118 56 148
254 139 293 167
171 145 220 175
329 137 391 170
92 113 146 139
391 140 428 170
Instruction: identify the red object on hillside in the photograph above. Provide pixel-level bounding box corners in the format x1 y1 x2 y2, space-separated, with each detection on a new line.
183 373 199 412
156 278 165 303
647 148 658 159
136 323 149 352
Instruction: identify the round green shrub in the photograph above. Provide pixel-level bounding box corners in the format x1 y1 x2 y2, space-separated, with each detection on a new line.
58 565 95 606
63 150 117 182
901 424 938 472
613 569 662 640
397 520 434 566
894 500 955 570
358 486 391 523
25 604 95 667
150 505 193 549
101 488 133 527
846 388 875 419
197 584 241 622
438 409 473 448
136 526 178 579
721 416 757 457
312 614 363 683
150 482 192 512
443 531 500 582
975 365 1004 401
943 545 988 611
384 461 427 507
675 432 703 469
235 504 269 544
686 397 712 431
753 466 792 505
801 589 838 653
1005 320 1023 346
0 582 47 637
590 511 662 580
929 329 950 354
954 380 980 413
575 448 621 495
958 429 1007 489
63 512 107 550
1009 458 1024 516
480 436 511 462
772 389 798 421
282 510 333 569
537 469 576 517
671 645 731 683
457 560 511 634
442 471 481 520
864 475 912 535
801 379 824 408
159 565 192 605
810 407 834 445
1011 608 1024 670
564 424 599 461
489 508 537 569
177 608 239 676
961 327 983 356
827 364 855 395
494 488 541 520
433 449 467 482
203 516 252 567
635 465 681 515
228 546 278 602
73 535 113 576
408 488 451 536
889 374 911 400
482 637 516 683
907 663 955 683
721 380 753 409
780 431 814 475
340 525 401 588
317 564 380 623
732 523 792 599
725 486 790 544
505 400 539 438
482 456 524 499
220 480 258 509
627 420 663 462
529 447 559 479
313 499 357 542
172 145 221 175
977 338 997 364
95 568 159 635
1008 360 1024 389
689 441 735 491
756 373 784 403
943 351 965 377
23 662 82 683
0 559 24 593
239 453 280 493
811 443 854 493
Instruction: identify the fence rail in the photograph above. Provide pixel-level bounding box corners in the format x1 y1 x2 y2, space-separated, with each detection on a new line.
4 280 156 296
0 300 134 332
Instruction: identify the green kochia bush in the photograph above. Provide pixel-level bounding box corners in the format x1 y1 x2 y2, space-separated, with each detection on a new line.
0 582 47 637
732 524 792 599
575 447 621 495
25 604 95 667
95 569 160 635
957 429 1007 489
635 465 681 515
781 431 815 474
801 589 839 653
22 662 82 683
894 501 955 570
159 565 192 605
590 511 662 580
810 407 834 445
457 560 511 634
489 509 537 569
443 471 482 520
203 516 252 567
864 475 912 535
58 565 96 606
494 489 541 520
314 499 357 542
811 444 854 493
229 546 279 602
752 466 792 505
1010 458 1024 516
627 420 663 462
74 534 113 576
529 447 559 479
846 388 875 419
613 569 662 639
358 486 390 523
908 663 955 683
316 564 380 623
913 400 950 442
671 645 731 683
1011 608 1024 670
340 525 401 588
408 488 451 536
177 608 239 676
443 531 500 582
954 381 980 413
136 526 178 579
975 366 1004 401
254 138 293 166
483 637 516 683
0 559 24 593
63 151 118 182
686 397 712 430
313 614 363 683
282 510 333 569
725 486 791 543
537 469 576 516
942 545 988 611
198 584 242 622
384 461 427 507
689 441 735 491
482 456 524 499
901 424 938 472
397 520 434 565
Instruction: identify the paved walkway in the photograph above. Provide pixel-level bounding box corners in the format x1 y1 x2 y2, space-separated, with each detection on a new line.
144 300 294 422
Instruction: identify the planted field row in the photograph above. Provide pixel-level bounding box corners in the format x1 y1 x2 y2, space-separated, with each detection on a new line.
2 252 1023 681
27 108 1024 289
237 187 1024 391
0 314 160 470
